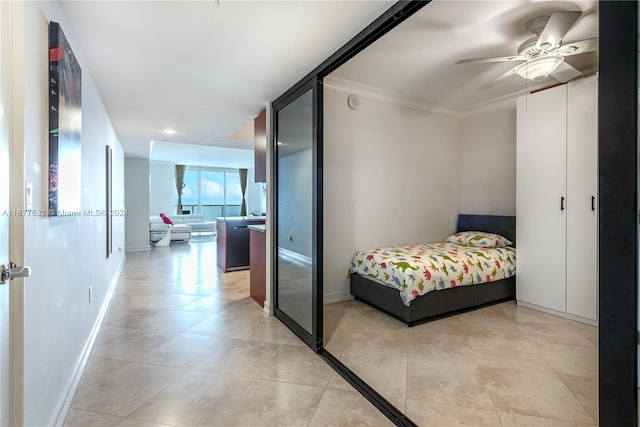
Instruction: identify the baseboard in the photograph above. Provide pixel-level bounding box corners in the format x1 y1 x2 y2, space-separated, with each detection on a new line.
566 313 598 327
125 245 151 252
517 301 566 318
324 290 354 305
516 300 598 326
50 257 125 426
263 300 273 316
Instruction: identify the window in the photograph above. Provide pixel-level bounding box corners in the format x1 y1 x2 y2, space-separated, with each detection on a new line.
175 167 242 221
224 170 242 217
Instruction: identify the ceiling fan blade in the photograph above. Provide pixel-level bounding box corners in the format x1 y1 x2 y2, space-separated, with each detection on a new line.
478 65 519 90
456 55 526 65
536 11 582 50
550 62 582 83
557 37 598 56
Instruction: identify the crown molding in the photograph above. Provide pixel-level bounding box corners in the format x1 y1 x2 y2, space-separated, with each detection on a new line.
324 76 464 118
324 75 606 118
324 71 598 119
461 91 519 116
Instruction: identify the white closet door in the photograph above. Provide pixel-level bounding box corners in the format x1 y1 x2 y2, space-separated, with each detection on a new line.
516 85 567 312
566 76 598 321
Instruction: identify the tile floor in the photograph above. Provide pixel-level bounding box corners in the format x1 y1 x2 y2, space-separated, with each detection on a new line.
324 298 599 426
65 241 392 427
66 238 601 426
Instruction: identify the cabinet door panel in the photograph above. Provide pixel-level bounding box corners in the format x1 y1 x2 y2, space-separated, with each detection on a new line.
227 223 250 268
566 76 598 320
254 110 267 182
516 85 567 312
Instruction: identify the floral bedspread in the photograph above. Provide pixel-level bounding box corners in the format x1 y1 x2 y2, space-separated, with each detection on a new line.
349 242 516 306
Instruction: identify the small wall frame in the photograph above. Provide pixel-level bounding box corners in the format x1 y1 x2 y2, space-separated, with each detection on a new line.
106 145 112 258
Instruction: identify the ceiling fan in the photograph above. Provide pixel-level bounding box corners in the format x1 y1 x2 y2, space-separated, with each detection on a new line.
456 11 598 90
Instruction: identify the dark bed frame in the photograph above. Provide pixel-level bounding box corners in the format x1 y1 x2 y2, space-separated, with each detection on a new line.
350 214 516 326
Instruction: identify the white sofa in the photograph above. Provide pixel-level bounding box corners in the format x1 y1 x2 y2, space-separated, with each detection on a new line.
149 222 191 243
149 214 216 243
171 214 216 233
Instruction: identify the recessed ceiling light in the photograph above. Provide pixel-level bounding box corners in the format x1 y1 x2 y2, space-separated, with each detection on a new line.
162 129 177 135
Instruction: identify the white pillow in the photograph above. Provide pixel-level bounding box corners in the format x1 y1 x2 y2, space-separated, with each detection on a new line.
445 231 513 248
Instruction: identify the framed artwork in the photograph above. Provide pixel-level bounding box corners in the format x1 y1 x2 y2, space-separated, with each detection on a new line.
49 21 81 216
106 145 112 258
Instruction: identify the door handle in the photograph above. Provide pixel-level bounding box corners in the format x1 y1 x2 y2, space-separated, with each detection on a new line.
591 196 596 211
0 262 31 285
561 196 565 211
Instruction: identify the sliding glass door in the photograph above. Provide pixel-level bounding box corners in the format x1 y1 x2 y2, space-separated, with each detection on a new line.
273 79 322 349
177 167 242 220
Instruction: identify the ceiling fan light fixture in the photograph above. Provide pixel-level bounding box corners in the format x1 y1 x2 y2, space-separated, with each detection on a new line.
515 55 564 81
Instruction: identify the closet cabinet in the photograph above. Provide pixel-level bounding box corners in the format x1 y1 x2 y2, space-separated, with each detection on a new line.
516 75 598 323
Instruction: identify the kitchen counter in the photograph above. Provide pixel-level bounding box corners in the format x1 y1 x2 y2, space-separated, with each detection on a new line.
248 224 266 232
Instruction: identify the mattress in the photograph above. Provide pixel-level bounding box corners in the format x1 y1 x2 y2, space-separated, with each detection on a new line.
349 242 516 306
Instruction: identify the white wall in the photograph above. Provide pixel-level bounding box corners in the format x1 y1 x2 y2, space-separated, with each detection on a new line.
125 158 151 251
20 2 126 425
278 149 313 258
149 161 176 215
459 108 517 215
323 89 461 303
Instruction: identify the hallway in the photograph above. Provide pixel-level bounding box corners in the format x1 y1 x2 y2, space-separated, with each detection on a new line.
65 241 391 426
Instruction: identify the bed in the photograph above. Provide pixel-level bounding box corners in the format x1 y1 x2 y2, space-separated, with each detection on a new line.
349 214 516 326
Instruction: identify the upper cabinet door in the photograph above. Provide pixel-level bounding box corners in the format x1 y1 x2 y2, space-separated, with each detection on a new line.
516 84 568 313
254 109 267 183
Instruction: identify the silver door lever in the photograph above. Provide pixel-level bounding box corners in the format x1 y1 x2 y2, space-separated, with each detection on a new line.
0 262 31 284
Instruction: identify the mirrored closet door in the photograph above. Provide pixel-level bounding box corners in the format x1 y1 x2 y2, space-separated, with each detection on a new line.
322 1 600 424
273 80 322 349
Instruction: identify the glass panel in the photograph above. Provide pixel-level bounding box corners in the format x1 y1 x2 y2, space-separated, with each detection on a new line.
224 170 242 217
276 89 314 333
174 167 244 220
200 169 224 221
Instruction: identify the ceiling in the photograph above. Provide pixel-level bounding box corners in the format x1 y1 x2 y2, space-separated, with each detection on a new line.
60 1 598 163
330 0 598 115
150 140 254 168
59 0 395 159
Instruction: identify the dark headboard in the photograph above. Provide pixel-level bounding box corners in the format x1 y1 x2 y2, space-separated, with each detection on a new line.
457 214 516 244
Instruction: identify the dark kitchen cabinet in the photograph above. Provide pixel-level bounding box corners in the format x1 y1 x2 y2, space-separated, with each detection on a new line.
254 110 266 182
216 217 266 272
249 225 266 307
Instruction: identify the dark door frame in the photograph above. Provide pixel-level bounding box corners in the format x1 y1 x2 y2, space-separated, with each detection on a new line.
271 1 638 425
598 2 638 426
